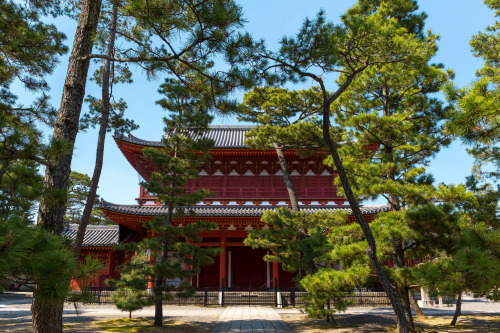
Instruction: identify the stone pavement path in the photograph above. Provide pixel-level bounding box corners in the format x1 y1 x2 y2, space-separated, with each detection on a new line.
211 306 292 333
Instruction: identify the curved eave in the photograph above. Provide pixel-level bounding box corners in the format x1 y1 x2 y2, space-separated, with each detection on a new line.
81 246 114 250
114 135 313 157
102 199 390 216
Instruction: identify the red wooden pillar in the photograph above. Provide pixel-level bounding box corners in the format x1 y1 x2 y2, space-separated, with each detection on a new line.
184 260 191 284
106 249 112 280
148 253 156 289
219 232 227 288
272 262 279 288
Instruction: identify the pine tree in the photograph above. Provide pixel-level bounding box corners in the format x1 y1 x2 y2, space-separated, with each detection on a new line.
327 5 452 327
119 77 222 327
36 1 251 330
0 215 102 326
245 208 371 323
107 252 151 318
444 0 500 182
412 181 500 325
236 87 325 212
230 2 439 331
65 171 110 225
0 0 67 219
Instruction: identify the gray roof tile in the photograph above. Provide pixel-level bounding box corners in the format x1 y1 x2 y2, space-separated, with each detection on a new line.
116 125 256 148
101 199 391 217
63 224 119 247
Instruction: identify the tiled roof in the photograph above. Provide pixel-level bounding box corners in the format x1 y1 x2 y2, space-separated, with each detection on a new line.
115 125 256 149
63 224 119 247
101 199 391 217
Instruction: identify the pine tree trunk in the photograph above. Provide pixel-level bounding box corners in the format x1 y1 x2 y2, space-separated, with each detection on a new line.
272 142 299 212
154 195 175 326
394 277 415 332
320 77 409 333
74 1 117 258
394 243 415 331
0 160 10 182
153 281 163 326
326 300 337 325
409 290 427 319
33 2 102 332
450 292 462 325
31 296 63 333
37 0 102 234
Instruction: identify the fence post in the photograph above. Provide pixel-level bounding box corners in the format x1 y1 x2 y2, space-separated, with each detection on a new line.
218 278 225 307
290 287 295 307
248 286 251 307
274 278 278 308
97 285 101 304
204 287 208 307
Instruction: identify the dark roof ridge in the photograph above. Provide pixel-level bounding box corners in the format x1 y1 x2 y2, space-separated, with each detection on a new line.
114 125 257 149
206 125 256 129
100 199 391 217
66 223 118 230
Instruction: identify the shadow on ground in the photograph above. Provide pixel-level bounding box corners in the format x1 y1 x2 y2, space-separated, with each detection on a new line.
281 313 500 332
0 317 214 333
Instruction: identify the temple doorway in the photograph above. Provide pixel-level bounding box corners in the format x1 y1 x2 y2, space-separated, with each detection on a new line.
229 247 267 289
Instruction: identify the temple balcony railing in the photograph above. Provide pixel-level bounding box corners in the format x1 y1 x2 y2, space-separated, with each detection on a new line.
138 187 345 203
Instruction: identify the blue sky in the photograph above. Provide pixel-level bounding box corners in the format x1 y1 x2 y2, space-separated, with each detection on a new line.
16 1 496 205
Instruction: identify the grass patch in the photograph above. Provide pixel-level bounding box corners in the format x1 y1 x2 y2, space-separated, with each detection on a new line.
281 313 500 332
92 318 211 332
94 318 152 332
414 315 500 332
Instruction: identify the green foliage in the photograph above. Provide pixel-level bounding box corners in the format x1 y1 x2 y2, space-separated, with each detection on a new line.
109 76 222 320
107 253 151 318
413 180 500 301
80 0 254 126
239 2 442 326
0 0 67 90
415 218 500 300
246 208 371 322
301 266 370 323
246 208 349 275
0 215 102 303
444 0 500 182
65 171 110 225
237 87 324 153
0 0 69 221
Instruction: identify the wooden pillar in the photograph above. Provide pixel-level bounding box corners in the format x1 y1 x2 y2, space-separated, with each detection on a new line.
219 232 227 288
106 249 112 275
272 262 279 288
184 260 191 284
148 253 156 289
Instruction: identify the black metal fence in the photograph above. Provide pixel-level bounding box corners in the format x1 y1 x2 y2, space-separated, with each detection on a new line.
82 286 220 306
280 288 391 308
82 284 391 308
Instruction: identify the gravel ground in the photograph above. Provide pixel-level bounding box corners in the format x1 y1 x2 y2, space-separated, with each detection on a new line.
0 292 224 332
1 292 499 332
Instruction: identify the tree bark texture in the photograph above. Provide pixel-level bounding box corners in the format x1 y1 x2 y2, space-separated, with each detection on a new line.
31 296 63 333
33 2 102 333
321 86 409 332
153 199 174 327
37 0 102 235
450 292 462 325
383 87 415 331
394 247 415 332
409 290 427 319
0 160 10 184
74 1 117 258
272 142 300 212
